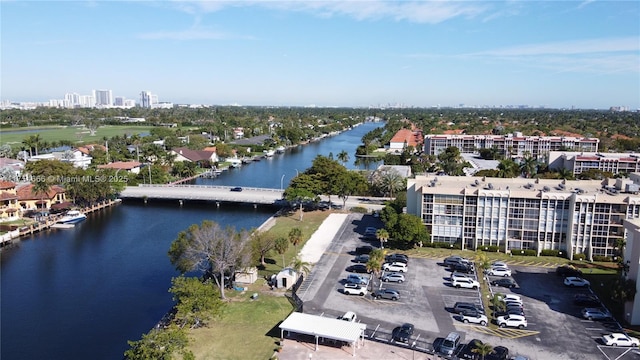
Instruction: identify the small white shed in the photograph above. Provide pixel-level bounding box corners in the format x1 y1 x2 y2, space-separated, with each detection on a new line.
275 267 298 289
235 267 258 284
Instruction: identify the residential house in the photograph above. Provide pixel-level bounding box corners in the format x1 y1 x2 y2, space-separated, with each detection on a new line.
28 149 93 169
16 184 67 211
0 181 20 221
0 158 25 181
97 161 143 174
388 128 424 153
170 147 218 165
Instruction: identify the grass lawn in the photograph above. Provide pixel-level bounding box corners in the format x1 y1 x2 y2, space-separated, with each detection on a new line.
184 287 293 360
1 125 153 146
258 209 331 278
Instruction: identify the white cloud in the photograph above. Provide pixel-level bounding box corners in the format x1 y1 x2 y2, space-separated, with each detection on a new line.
471 37 640 57
166 0 489 24
137 28 254 40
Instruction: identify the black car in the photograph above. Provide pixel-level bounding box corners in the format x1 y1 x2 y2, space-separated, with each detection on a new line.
347 264 370 273
354 254 370 263
386 253 409 264
486 345 509 360
392 323 414 343
230 187 243 192
503 307 525 317
355 245 374 255
574 293 601 306
453 302 485 315
556 264 583 277
491 278 518 288
450 263 474 273
444 255 469 267
458 339 484 360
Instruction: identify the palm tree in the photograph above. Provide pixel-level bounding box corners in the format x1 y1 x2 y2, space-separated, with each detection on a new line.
274 237 289 267
497 158 519 178
472 342 494 360
288 227 303 251
366 249 386 290
520 155 538 178
374 168 404 198
376 228 389 249
337 150 350 166
290 256 312 276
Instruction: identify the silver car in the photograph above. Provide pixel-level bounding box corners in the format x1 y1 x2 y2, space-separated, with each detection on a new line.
381 272 405 283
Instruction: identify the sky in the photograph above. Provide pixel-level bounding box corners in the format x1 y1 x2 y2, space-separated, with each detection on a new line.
1 1 639 109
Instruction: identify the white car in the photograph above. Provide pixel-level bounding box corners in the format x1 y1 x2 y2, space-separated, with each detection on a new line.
601 333 640 347
496 314 527 329
452 277 480 290
564 277 590 287
486 267 512 277
343 283 368 296
383 262 407 273
451 272 472 281
499 294 523 304
339 311 357 322
460 312 488 326
491 261 509 270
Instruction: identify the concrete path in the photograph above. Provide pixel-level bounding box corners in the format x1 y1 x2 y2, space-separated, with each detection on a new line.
298 213 349 264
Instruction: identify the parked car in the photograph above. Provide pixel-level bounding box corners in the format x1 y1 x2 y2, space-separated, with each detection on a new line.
338 311 357 322
564 276 590 287
491 261 509 270
343 283 368 296
486 345 510 360
601 333 640 347
499 294 523 305
574 293 601 306
582 308 612 321
372 288 400 301
346 274 369 285
458 339 483 360
556 264 583 277
503 306 525 317
381 272 405 283
451 272 472 281
438 332 461 356
491 278 518 288
230 187 243 192
386 253 409 264
450 263 474 273
355 245 374 255
382 262 407 273
496 314 527 329
347 264 371 273
354 254 370 263
452 277 480 289
453 302 485 314
364 227 378 239
460 312 488 326
444 255 470 266
392 323 414 343
486 267 512 277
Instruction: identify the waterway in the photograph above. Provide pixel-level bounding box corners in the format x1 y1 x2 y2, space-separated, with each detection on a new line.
0 121 384 360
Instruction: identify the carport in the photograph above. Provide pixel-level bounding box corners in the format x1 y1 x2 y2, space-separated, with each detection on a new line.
279 312 367 357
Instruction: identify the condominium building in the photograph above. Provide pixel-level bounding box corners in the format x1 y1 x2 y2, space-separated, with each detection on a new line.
424 132 599 159
140 91 157 108
548 151 640 176
94 89 113 106
406 174 640 260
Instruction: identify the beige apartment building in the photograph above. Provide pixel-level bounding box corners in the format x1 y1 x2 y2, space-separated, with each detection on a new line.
407 174 640 260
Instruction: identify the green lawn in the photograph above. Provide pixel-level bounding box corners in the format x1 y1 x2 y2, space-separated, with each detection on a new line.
1 125 153 146
184 288 293 360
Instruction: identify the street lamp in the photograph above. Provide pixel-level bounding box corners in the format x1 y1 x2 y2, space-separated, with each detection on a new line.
281 174 285 190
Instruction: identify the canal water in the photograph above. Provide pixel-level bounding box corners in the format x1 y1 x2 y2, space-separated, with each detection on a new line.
0 121 384 360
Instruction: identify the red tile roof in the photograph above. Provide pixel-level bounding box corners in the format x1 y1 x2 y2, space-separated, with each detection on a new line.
97 161 142 170
172 147 216 162
390 129 423 148
0 181 16 190
16 184 65 201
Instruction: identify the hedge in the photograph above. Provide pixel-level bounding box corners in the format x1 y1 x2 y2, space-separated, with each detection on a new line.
592 255 614 262
540 249 560 257
573 253 586 261
480 245 501 253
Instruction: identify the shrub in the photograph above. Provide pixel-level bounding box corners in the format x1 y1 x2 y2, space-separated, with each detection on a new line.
593 255 613 262
481 245 500 253
350 206 368 213
522 249 537 256
540 249 560 257
573 253 586 261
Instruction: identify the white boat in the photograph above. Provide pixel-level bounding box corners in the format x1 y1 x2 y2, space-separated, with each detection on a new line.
57 210 87 224
263 149 275 157
276 146 286 153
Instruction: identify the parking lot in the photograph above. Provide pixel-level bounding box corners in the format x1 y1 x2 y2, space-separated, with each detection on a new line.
298 213 640 360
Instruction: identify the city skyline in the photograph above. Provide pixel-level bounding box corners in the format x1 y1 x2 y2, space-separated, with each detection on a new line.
2 1 639 109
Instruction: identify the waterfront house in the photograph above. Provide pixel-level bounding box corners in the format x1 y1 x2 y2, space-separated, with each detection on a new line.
0 181 20 221
170 147 218 165
16 184 67 211
97 161 143 174
388 127 423 154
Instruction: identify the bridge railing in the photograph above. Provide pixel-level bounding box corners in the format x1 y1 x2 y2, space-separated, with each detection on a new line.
137 184 283 193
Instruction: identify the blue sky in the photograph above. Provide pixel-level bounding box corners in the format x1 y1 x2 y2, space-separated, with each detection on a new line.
2 1 639 109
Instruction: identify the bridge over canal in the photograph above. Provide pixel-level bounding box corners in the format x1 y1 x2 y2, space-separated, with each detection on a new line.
119 184 285 206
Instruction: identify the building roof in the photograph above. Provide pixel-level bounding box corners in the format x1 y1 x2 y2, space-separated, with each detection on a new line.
171 147 216 162
97 161 142 170
390 129 423 148
77 144 106 155
0 180 16 190
16 184 65 201
279 312 366 344
0 157 25 167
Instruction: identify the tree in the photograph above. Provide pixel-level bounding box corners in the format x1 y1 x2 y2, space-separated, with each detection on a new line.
376 228 389 249
490 293 506 319
305 155 348 205
438 146 464 175
371 167 404 198
337 150 350 166
519 155 538 178
283 173 323 221
497 158 519 178
388 213 429 249
290 256 311 276
472 342 494 360
124 325 191 360
274 237 289 267
336 170 369 210
288 227 303 250
169 276 224 329
250 232 275 266
167 221 252 299
0 144 13 158
366 248 386 290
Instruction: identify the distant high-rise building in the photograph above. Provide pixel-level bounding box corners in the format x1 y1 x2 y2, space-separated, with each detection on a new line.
94 89 113 106
114 97 125 107
140 91 156 108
